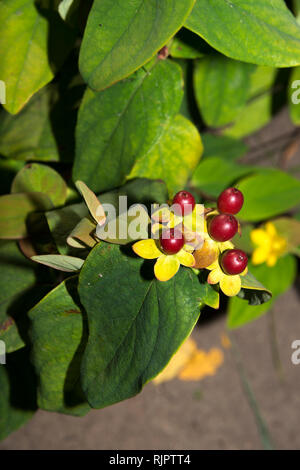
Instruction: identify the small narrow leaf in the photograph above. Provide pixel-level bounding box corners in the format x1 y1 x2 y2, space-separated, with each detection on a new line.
75 181 106 225
31 254 84 272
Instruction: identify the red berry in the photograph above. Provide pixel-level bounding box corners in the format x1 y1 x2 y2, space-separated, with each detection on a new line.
221 249 248 275
208 214 238 242
160 228 184 255
217 188 244 215
172 190 195 216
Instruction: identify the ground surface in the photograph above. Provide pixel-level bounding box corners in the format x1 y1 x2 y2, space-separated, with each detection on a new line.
1 109 300 450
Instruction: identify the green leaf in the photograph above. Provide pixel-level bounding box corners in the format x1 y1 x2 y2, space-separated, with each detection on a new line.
223 66 277 138
190 157 254 198
201 134 248 161
129 114 203 197
289 66 300 125
73 59 183 193
0 241 36 353
0 348 37 441
79 0 195 91
29 277 90 416
169 28 210 59
239 272 272 306
0 0 74 114
11 163 67 207
0 192 52 239
31 254 84 272
194 56 254 127
237 169 300 222
75 181 106 225
197 274 219 309
185 0 300 67
79 243 202 408
228 256 297 328
0 87 59 161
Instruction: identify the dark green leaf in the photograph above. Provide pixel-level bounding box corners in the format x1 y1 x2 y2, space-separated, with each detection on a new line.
79 0 195 90
79 243 202 408
29 277 90 416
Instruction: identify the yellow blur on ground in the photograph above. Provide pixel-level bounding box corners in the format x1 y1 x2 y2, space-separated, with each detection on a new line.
153 336 228 385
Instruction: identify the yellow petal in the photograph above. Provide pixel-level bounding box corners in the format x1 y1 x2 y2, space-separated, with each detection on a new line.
265 222 277 238
183 204 205 233
176 250 195 268
207 267 223 284
250 228 270 247
167 213 183 229
240 266 248 277
220 275 241 297
151 206 171 223
266 254 278 267
252 247 269 265
132 239 161 259
218 240 234 253
154 255 180 282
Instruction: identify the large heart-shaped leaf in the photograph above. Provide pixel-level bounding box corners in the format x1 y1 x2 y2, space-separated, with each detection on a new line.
73 59 183 193
79 0 195 91
185 0 300 67
237 169 300 222
228 256 297 329
129 114 203 197
29 277 90 416
78 243 203 408
193 56 254 127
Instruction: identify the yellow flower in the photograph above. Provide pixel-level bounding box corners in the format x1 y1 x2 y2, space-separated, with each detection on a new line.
207 251 248 297
251 222 287 267
132 239 195 282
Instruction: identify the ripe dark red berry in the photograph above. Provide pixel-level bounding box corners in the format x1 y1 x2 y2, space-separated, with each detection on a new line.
217 187 244 215
221 249 248 275
208 214 238 242
160 228 184 255
172 190 195 216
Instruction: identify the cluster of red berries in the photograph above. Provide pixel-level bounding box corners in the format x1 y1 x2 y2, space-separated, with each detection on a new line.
209 187 247 275
159 188 248 276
